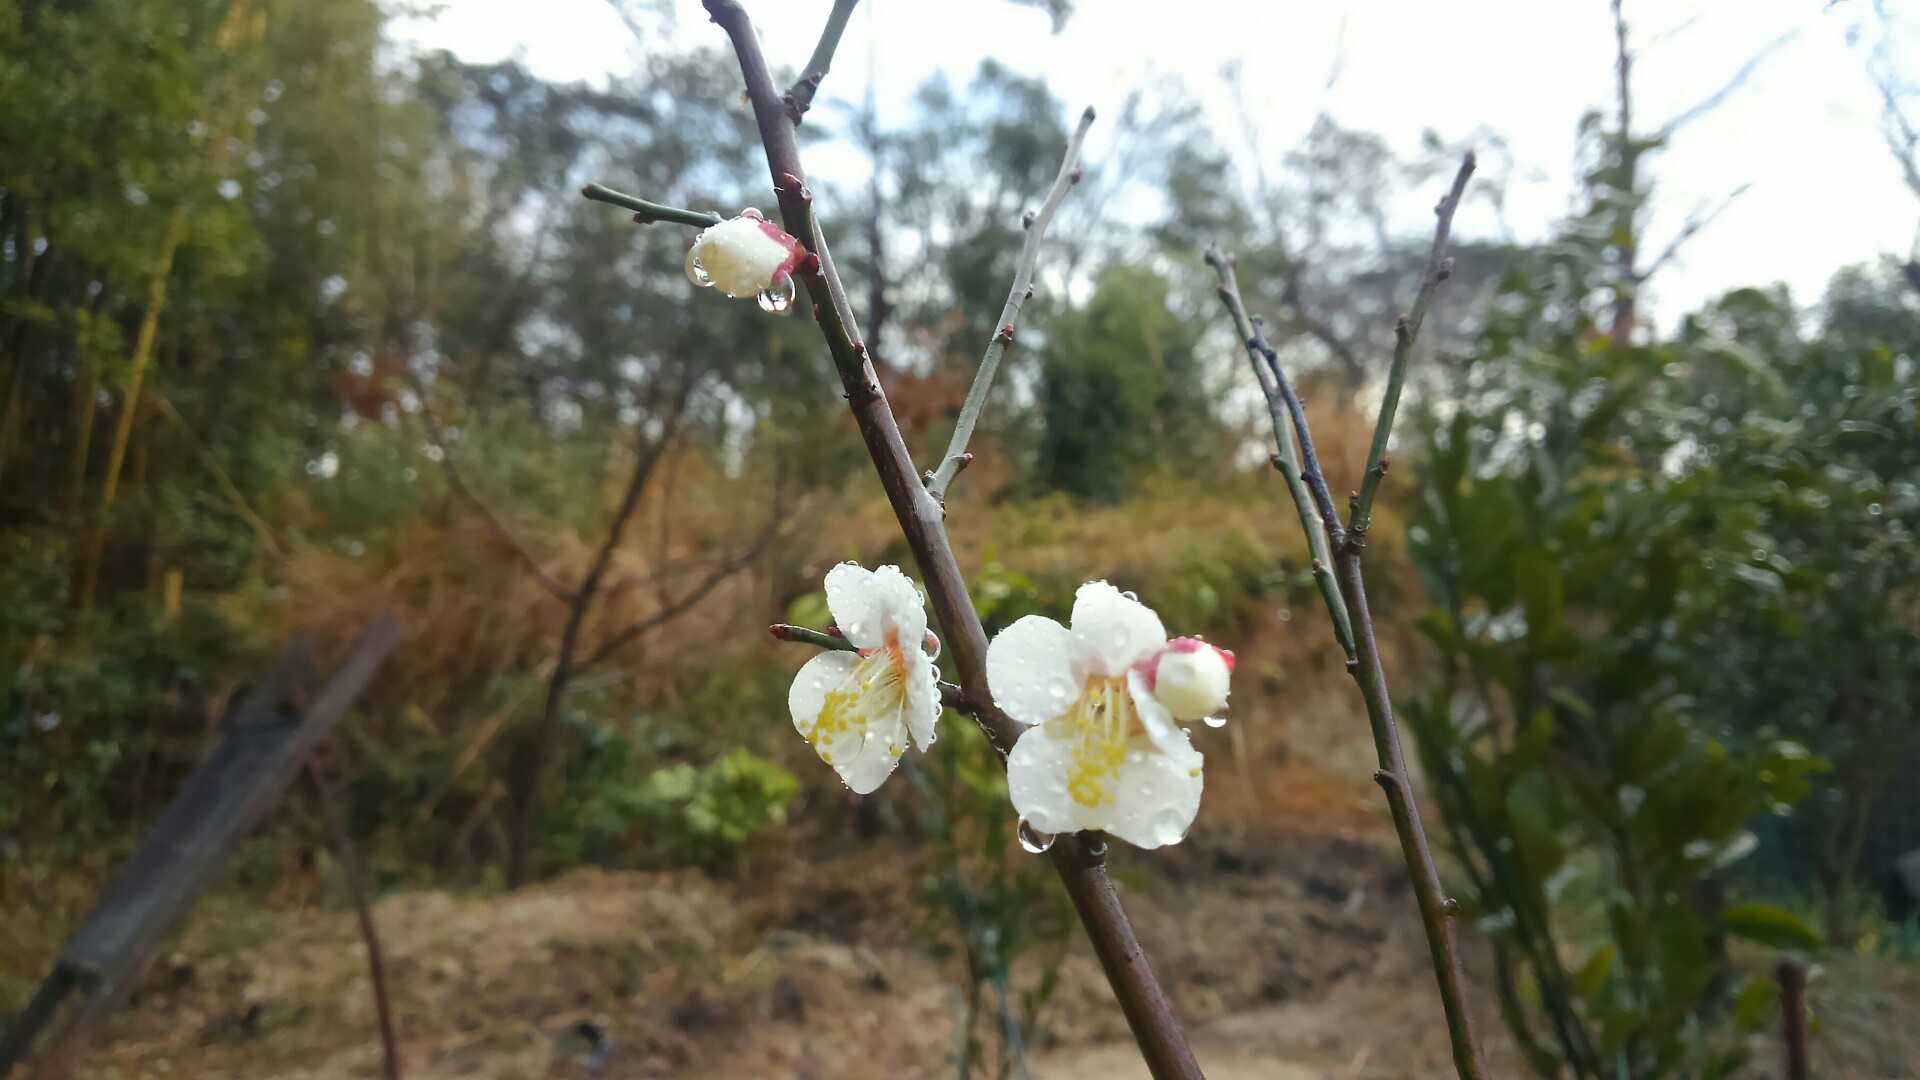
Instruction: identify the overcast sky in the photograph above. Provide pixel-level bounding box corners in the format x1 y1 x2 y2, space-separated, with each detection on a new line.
394 0 1916 328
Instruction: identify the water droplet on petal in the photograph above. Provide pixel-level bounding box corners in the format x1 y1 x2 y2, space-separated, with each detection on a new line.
757 273 795 314
1017 819 1056 854
1150 809 1189 847
1049 685 1069 701
1121 590 1138 602
740 207 765 220
1085 836 1109 858
1202 714 1227 729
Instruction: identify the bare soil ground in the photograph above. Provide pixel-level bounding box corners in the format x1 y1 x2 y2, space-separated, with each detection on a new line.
11 639 1918 1080
22 753 1918 1080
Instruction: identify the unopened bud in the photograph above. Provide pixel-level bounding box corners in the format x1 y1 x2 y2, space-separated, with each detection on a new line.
1147 637 1235 722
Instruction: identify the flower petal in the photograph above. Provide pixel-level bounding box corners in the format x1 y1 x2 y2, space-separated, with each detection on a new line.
1102 735 1205 850
1070 581 1168 675
904 654 941 751
1006 719 1082 837
867 564 928 648
835 725 905 795
789 650 860 737
986 615 1080 726
1127 669 1188 758
823 562 924 650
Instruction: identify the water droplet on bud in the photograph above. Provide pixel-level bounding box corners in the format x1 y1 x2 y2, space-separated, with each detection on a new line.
1017 819 1056 854
757 274 796 314
686 255 713 288
1203 714 1227 729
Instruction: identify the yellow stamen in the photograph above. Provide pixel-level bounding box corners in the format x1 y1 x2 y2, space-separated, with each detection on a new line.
809 643 910 757
1063 676 1146 809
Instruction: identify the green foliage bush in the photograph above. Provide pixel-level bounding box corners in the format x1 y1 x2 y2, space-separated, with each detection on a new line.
548 713 798 870
1400 256 1893 1075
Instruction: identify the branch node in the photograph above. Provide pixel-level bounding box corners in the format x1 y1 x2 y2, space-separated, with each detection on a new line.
1022 210 1037 230
1372 768 1393 791
797 252 821 277
1442 897 1462 917
996 324 1016 345
1069 168 1084 185
1347 658 1362 677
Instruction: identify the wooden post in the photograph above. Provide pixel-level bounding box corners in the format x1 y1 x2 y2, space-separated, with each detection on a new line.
1777 956 1809 1080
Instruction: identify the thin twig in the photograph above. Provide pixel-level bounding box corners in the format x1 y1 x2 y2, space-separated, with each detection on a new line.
1254 326 1344 549
1349 151 1475 540
1204 248 1354 659
309 762 402 1080
926 105 1095 500
580 183 722 229
782 0 860 125
1206 153 1486 1080
768 623 971 711
691 5 1202 1076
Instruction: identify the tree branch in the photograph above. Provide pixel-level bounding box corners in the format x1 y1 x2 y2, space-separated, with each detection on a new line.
692 5 1202 1076
1206 153 1486 1080
1657 29 1797 139
578 521 778 671
1349 151 1475 539
768 623 970 711
580 183 722 229
1637 182 1750 284
782 0 860 125
308 762 402 1080
926 104 1095 500
411 379 576 603
1205 247 1354 659
505 380 695 885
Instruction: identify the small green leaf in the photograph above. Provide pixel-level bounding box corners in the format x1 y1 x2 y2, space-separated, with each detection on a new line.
1576 944 1615 1000
1720 903 1822 951
1732 975 1780 1030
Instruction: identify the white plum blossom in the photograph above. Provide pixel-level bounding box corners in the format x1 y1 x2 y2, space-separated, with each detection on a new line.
684 208 806 311
788 563 942 793
986 582 1233 850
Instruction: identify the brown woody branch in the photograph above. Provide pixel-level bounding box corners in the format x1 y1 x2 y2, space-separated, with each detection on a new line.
690 4 1203 1076
1207 152 1486 1080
